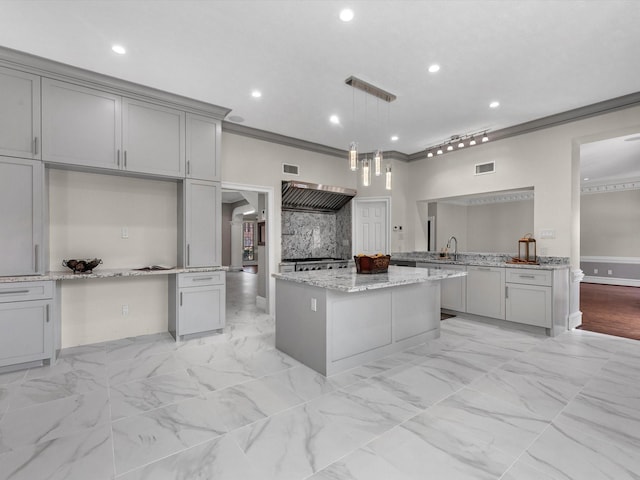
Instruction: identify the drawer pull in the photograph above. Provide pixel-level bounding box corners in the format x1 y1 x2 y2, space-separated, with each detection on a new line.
192 277 213 281
519 275 536 279
0 290 30 295
477 267 491 271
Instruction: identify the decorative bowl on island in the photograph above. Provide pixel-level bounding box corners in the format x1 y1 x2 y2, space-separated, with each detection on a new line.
62 258 103 273
354 254 391 274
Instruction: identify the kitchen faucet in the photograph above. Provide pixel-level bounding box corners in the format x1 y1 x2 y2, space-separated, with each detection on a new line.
446 236 458 261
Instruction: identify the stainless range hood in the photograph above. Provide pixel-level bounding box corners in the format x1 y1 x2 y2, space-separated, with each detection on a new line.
282 181 356 213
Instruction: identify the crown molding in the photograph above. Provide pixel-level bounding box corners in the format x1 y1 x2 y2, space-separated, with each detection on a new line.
581 180 640 194
0 46 231 119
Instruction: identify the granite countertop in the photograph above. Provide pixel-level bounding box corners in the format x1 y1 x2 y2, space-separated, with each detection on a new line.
0 266 228 283
272 265 467 293
391 252 570 270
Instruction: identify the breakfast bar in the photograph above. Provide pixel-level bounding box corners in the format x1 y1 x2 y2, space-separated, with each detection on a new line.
272 265 467 376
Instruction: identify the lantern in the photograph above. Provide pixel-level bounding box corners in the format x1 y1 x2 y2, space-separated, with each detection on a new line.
518 234 537 263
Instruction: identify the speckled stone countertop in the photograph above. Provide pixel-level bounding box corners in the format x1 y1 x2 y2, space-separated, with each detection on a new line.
0 266 228 283
391 252 570 270
273 265 467 293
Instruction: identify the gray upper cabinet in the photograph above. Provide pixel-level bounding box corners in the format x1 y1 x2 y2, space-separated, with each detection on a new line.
42 79 186 178
42 78 121 170
181 180 221 267
122 98 185 177
0 157 44 276
186 113 220 181
0 66 41 159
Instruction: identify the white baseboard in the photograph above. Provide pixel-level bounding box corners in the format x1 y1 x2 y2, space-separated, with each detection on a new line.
568 311 583 330
582 276 640 287
256 295 267 312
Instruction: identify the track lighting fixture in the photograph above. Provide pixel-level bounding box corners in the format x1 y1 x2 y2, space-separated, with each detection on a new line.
425 130 491 159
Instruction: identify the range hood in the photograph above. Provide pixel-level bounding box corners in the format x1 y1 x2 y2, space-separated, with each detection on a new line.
282 181 356 213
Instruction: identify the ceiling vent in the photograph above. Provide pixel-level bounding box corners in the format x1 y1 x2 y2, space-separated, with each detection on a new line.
475 161 496 175
282 163 299 175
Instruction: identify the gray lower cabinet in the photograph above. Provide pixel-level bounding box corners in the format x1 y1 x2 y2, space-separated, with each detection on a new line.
180 180 221 267
0 157 44 276
417 262 467 311
505 268 553 328
0 281 55 368
466 266 506 319
0 66 41 159
168 272 226 340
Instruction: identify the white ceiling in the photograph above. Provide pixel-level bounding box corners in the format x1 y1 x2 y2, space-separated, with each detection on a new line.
1 0 639 181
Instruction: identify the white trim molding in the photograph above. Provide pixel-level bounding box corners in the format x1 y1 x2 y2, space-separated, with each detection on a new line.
582 276 640 287
580 256 640 264
581 180 640 195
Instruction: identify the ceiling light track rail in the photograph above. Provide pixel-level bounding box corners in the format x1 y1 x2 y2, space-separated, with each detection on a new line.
345 76 396 103
425 130 490 158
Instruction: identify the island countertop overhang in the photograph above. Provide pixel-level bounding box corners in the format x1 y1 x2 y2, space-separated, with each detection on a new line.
272 265 467 293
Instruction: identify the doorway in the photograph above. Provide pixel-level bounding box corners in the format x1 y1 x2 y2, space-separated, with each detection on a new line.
221 182 275 316
578 132 640 340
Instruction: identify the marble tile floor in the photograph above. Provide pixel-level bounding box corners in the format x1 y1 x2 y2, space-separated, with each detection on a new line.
1 271 640 479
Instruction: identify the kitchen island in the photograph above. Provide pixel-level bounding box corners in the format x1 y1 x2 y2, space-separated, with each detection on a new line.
272 266 466 376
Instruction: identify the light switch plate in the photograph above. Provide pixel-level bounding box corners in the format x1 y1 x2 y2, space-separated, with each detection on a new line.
539 229 555 239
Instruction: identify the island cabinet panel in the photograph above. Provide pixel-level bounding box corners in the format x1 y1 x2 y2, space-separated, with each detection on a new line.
186 113 220 181
393 282 440 341
466 266 505 319
330 291 392 361
0 157 44 276
42 78 121 170
0 66 41 159
417 263 466 311
122 98 185 177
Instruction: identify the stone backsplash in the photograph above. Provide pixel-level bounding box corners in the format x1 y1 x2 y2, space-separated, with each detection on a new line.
282 202 352 260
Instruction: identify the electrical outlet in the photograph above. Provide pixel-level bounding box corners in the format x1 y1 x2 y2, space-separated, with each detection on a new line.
593 268 598 274
608 269 613 275
121 226 129 239
393 226 399 231
310 298 317 312
122 304 129 316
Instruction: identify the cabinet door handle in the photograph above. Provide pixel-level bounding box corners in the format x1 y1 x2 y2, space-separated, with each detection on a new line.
179 292 183 306
187 244 190 266
46 304 50 322
124 150 127 169
35 244 39 272
505 286 509 299
192 276 213 281
186 161 190 175
117 149 121 167
0 290 29 295
34 137 39 155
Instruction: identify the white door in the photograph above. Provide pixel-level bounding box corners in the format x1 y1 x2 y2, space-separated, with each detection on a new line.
353 198 390 255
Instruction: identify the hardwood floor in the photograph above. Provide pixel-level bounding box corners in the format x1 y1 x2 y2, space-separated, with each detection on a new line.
580 282 640 340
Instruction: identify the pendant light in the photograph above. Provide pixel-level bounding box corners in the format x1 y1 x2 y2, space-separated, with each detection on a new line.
349 142 358 171
385 165 392 190
362 158 371 186
374 149 383 176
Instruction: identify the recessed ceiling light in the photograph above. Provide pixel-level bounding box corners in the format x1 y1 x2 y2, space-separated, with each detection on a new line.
390 135 399 142
111 45 126 55
428 64 440 73
228 115 245 123
251 90 262 98
329 115 340 125
339 8 354 22
489 101 500 109
583 177 590 181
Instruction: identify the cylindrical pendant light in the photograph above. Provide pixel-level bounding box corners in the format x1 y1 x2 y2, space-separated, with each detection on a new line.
374 150 383 176
385 165 392 190
349 142 358 171
362 158 371 186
